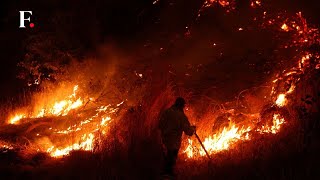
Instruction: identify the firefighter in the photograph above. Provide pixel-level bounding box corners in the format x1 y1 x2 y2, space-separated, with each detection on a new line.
159 97 196 177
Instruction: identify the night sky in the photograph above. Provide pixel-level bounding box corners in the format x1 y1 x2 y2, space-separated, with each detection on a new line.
0 0 319 101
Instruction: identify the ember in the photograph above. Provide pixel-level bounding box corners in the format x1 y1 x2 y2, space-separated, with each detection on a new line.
276 94 287 107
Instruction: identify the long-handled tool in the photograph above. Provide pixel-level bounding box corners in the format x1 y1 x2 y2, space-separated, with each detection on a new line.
194 132 211 160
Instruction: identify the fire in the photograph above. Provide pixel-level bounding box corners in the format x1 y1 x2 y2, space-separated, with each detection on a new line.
206 0 235 8
275 94 287 107
50 98 83 116
47 133 94 157
198 0 235 16
281 23 289 31
8 114 26 124
101 116 111 126
8 85 83 124
44 103 120 157
0 141 14 150
41 85 83 116
183 5 320 159
184 113 286 159
1 0 318 162
257 114 285 134
199 125 251 156
5 84 123 158
251 0 261 8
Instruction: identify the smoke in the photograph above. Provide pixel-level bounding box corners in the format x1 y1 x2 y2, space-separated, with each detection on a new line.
11 0 320 119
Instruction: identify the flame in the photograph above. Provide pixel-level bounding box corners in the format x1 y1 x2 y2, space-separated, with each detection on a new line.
257 114 285 134
281 23 289 31
8 114 26 124
200 125 251 156
101 116 111 126
6 84 123 157
0 141 14 150
206 0 235 8
275 94 287 107
251 0 262 8
47 133 94 157
198 0 235 16
8 85 83 124
184 113 286 158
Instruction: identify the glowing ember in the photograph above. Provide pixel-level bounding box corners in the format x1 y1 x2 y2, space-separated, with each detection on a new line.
198 0 235 16
251 0 262 8
205 0 223 7
257 114 285 134
0 141 14 150
182 8 319 158
281 23 289 31
275 94 287 107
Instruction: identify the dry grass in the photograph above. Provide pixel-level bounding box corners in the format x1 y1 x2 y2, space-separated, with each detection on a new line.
1 109 319 180
0 68 319 180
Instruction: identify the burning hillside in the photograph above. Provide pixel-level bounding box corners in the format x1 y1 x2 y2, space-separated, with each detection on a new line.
176 0 320 160
2 83 124 157
0 0 320 179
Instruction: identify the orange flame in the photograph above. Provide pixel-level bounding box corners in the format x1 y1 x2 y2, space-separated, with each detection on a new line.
184 125 251 158
281 23 289 32
257 114 285 134
8 114 26 124
47 133 94 157
184 113 286 159
8 85 83 124
275 94 287 107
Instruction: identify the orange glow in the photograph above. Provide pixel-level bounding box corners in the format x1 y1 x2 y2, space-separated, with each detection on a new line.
199 125 251 155
101 116 111 126
257 114 285 134
47 133 94 157
275 94 287 107
0 141 14 149
281 23 289 31
8 114 26 124
8 85 83 124
202 0 234 9
184 113 286 158
201 125 250 156
7 84 123 157
4 0 320 161
251 0 261 7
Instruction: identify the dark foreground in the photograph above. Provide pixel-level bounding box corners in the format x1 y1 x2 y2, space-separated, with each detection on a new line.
1 115 320 180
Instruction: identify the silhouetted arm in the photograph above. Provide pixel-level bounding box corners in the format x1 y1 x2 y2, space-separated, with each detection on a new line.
182 115 195 136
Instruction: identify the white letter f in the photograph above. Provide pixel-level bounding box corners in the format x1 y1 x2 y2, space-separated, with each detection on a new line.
19 11 32 28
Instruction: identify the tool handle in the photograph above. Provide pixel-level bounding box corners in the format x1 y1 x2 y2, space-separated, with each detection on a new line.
194 132 211 160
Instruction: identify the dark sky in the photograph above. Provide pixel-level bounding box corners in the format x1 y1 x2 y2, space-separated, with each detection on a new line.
0 0 319 101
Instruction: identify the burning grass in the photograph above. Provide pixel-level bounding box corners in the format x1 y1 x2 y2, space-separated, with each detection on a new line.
0 0 320 179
